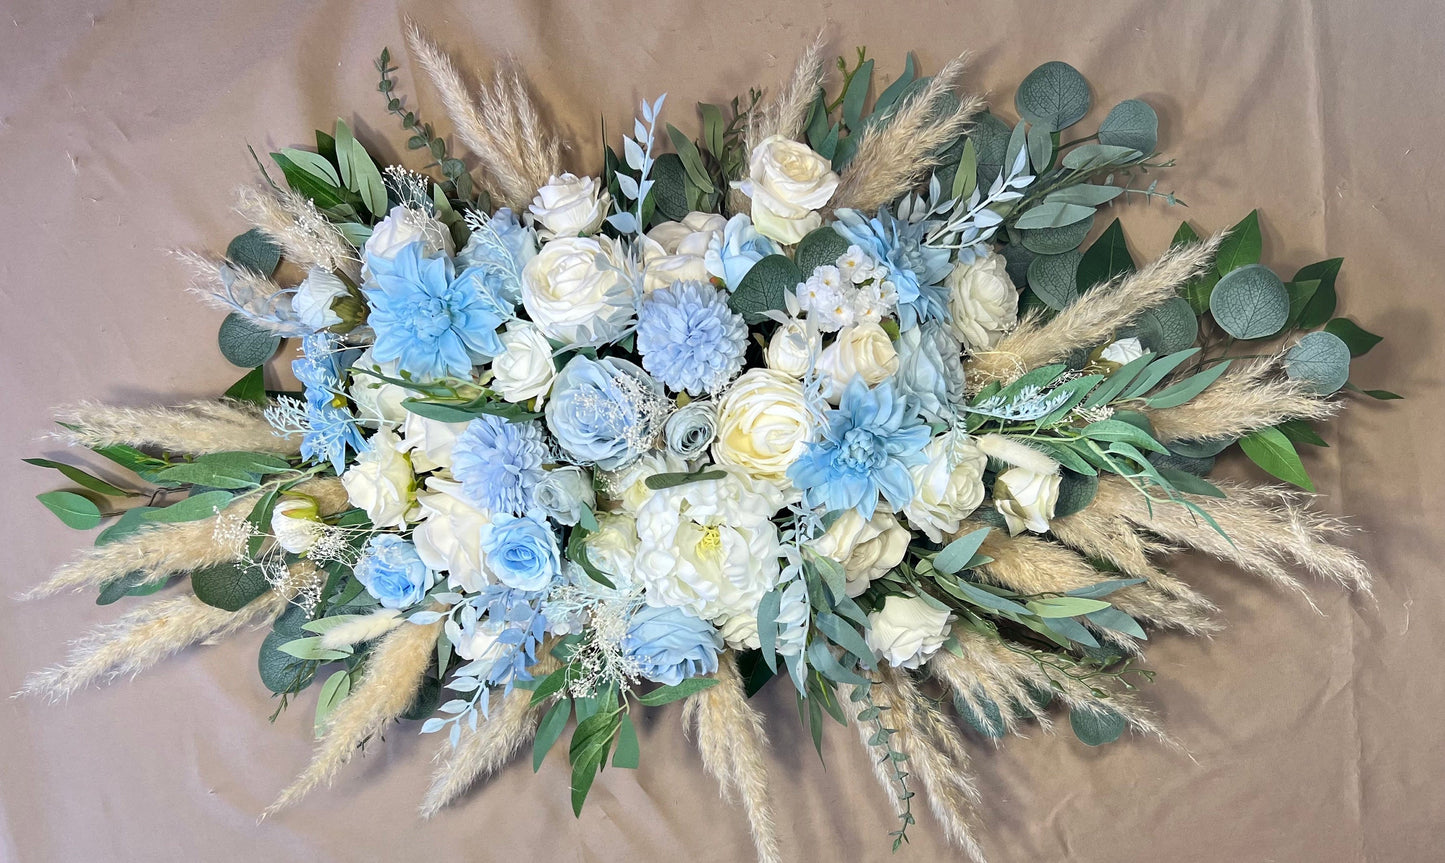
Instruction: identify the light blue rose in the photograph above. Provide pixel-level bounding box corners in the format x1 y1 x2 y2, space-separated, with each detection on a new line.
704 213 781 289
894 321 967 421
545 356 666 470
479 510 562 592
663 400 717 459
455 208 537 308
622 605 722 686
354 534 436 609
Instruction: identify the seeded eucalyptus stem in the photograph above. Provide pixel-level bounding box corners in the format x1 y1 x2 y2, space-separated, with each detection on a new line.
853 682 916 850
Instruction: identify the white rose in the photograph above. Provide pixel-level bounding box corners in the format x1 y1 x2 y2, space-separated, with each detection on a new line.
521 235 636 345
583 512 640 590
733 135 840 245
535 465 596 526
270 497 323 554
994 466 1061 536
647 211 727 254
711 368 817 487
528 173 611 240
866 594 953 669
904 432 988 543
639 235 714 294
1100 337 1146 365
412 478 493 593
946 253 1019 351
816 323 900 403
765 319 819 378
811 509 910 598
598 449 690 515
491 321 558 405
400 413 468 473
364 205 453 262
340 427 416 528
291 267 347 330
717 612 761 651
348 348 409 427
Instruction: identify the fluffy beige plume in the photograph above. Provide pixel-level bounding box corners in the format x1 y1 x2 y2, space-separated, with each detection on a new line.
405 24 562 211
266 618 443 817
419 650 559 817
752 34 829 149
53 399 300 456
975 433 1060 475
874 668 986 862
318 609 404 651
831 55 985 213
967 233 1225 389
1146 357 1340 442
683 652 780 863
176 249 302 339
234 186 361 279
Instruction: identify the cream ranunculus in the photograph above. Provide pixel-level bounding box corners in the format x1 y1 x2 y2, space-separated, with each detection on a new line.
811 509 910 597
521 235 636 345
946 252 1019 351
733 135 840 245
364 205 453 262
412 477 493 593
598 449 690 515
270 496 323 554
491 320 559 405
994 466 1062 536
348 348 410 427
1100 336 1147 365
765 319 820 378
904 432 988 543
816 322 900 403
400 413 468 473
711 368 817 487
528 173 610 239
866 594 953 669
340 427 416 529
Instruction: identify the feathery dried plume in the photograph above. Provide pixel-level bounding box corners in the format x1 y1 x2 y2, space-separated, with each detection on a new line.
967 233 1225 389
831 55 985 213
752 33 828 149
234 185 361 279
975 433 1060 475
874 668 986 862
419 651 559 817
405 23 562 211
176 249 310 337
683 652 780 863
53 399 300 456
266 618 443 817
1146 356 1340 442
319 609 404 651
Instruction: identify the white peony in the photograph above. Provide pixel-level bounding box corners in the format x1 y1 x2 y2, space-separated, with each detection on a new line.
364 205 453 262
765 319 820 378
904 432 988 543
521 235 636 345
340 427 415 529
1100 336 1147 365
598 449 690 515
866 594 953 669
816 322 900 403
412 477 493 593
270 496 323 554
733 135 840 244
348 348 410 428
946 252 1019 351
491 320 559 406
811 509 910 598
400 413 468 473
528 173 610 239
291 267 348 330
711 368 817 488
994 466 1062 536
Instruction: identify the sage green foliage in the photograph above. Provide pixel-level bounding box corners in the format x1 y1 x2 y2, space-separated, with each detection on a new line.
226 228 282 276
1210 264 1289 339
1285 331 1351 394
218 313 281 368
376 47 475 201
192 560 270 612
728 254 799 324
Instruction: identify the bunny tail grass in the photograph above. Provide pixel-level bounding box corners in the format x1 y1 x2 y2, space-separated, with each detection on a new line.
1146 356 1341 442
683 652 781 863
53 399 300 456
264 618 443 818
419 651 559 818
234 185 360 279
967 232 1225 389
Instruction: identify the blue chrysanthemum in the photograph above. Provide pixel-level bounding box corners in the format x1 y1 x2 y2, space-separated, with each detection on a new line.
786 376 931 518
636 280 748 396
832 208 952 330
450 414 548 514
291 333 365 474
362 241 507 379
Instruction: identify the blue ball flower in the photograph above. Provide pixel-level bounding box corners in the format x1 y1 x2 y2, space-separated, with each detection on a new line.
636 280 749 396
355 534 436 609
362 241 507 379
479 510 562 592
545 356 667 470
450 415 548 514
832 208 952 330
622 604 723 686
787 376 931 518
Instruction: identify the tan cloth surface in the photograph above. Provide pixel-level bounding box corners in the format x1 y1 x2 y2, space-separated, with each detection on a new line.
1 1 1441 860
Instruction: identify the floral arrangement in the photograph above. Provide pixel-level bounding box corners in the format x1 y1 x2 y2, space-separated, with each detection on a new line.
20 30 1394 862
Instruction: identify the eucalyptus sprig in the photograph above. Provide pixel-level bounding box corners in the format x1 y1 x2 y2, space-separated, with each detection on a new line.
374 47 476 201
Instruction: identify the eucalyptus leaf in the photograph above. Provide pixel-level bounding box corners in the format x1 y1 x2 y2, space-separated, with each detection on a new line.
1059 143 1142 171
1096 99 1158 153
1134 297 1199 354
970 111 1012 186
1053 471 1099 517
192 560 270 611
225 228 283 276
1018 215 1094 255
1014 201 1094 230
1210 264 1289 339
1026 251 1082 310
1026 121 1054 171
1070 706 1126 746
1015 61 1091 131
728 254 799 324
1044 184 1123 207
796 227 851 277
218 313 281 368
1285 331 1351 395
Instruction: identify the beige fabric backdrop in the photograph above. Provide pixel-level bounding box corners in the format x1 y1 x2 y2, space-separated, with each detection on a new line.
1 1 1441 860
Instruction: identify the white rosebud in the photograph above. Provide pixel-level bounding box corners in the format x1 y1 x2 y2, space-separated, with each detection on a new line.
598 450 690 515
1100 336 1147 365
364 205 453 262
340 427 416 529
904 432 988 543
993 466 1062 536
764 319 819 378
400 413 468 473
535 465 596 526
270 497 323 554
639 235 713 294
646 211 727 254
521 235 635 345
528 173 611 239
732 135 840 245
866 594 952 669
711 368 816 488
491 320 559 406
348 348 410 428
291 267 348 330
811 509 910 597
946 252 1019 351
816 322 900 403
412 477 493 594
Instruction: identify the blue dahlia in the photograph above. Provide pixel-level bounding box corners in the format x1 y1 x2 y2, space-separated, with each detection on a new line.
636 280 748 396
832 208 952 330
291 333 364 474
450 414 548 514
362 241 507 379
786 376 931 519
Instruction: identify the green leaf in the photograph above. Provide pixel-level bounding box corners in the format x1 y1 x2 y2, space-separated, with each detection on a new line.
643 469 726 490
1018 215 1094 255
277 148 341 187
637 677 720 706
150 461 258 490
1215 210 1262 275
1043 184 1123 207
1239 427 1314 491
529 666 572 706
1294 258 1344 329
1359 388 1403 400
934 526 992 575
1081 418 1167 453
956 690 1007 738
23 458 127 497
648 153 690 223
275 635 351 662
1277 419 1328 447
796 227 850 277
814 612 875 669
218 313 281 368
1323 317 1382 357
807 638 871 686
1284 279 1320 328
314 669 352 737
1014 61 1090 131
1058 143 1143 171
951 137 978 201
142 490 235 523
533 698 572 771
95 506 158 545
699 102 726 159
664 124 713 192
192 560 270 611
1070 706 1126 746
96 570 168 605
612 712 640 769
1097 99 1158 152
259 605 316 694
347 137 388 218
842 59 874 130
270 151 361 215
1121 348 1201 399
223 367 267 406
1026 596 1112 618
969 111 1012 186
757 589 782 672
1285 331 1351 395
871 53 917 119
1210 264 1289 339
1014 201 1094 230
1134 296 1199 354
225 228 283 276
1156 467 1226 498
1054 471 1098 517
1085 606 1147 640
1075 218 1134 291
1026 121 1054 172
729 254 799 323
1082 350 1155 408
1144 359 1232 409
36 490 102 529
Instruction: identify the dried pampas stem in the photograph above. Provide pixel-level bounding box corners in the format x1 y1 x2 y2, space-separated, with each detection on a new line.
53 399 299 456
683 652 780 863
318 609 405 651
234 186 360 279
831 55 985 213
753 33 828 149
1146 356 1340 442
967 233 1225 389
176 250 306 338
266 617 443 817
